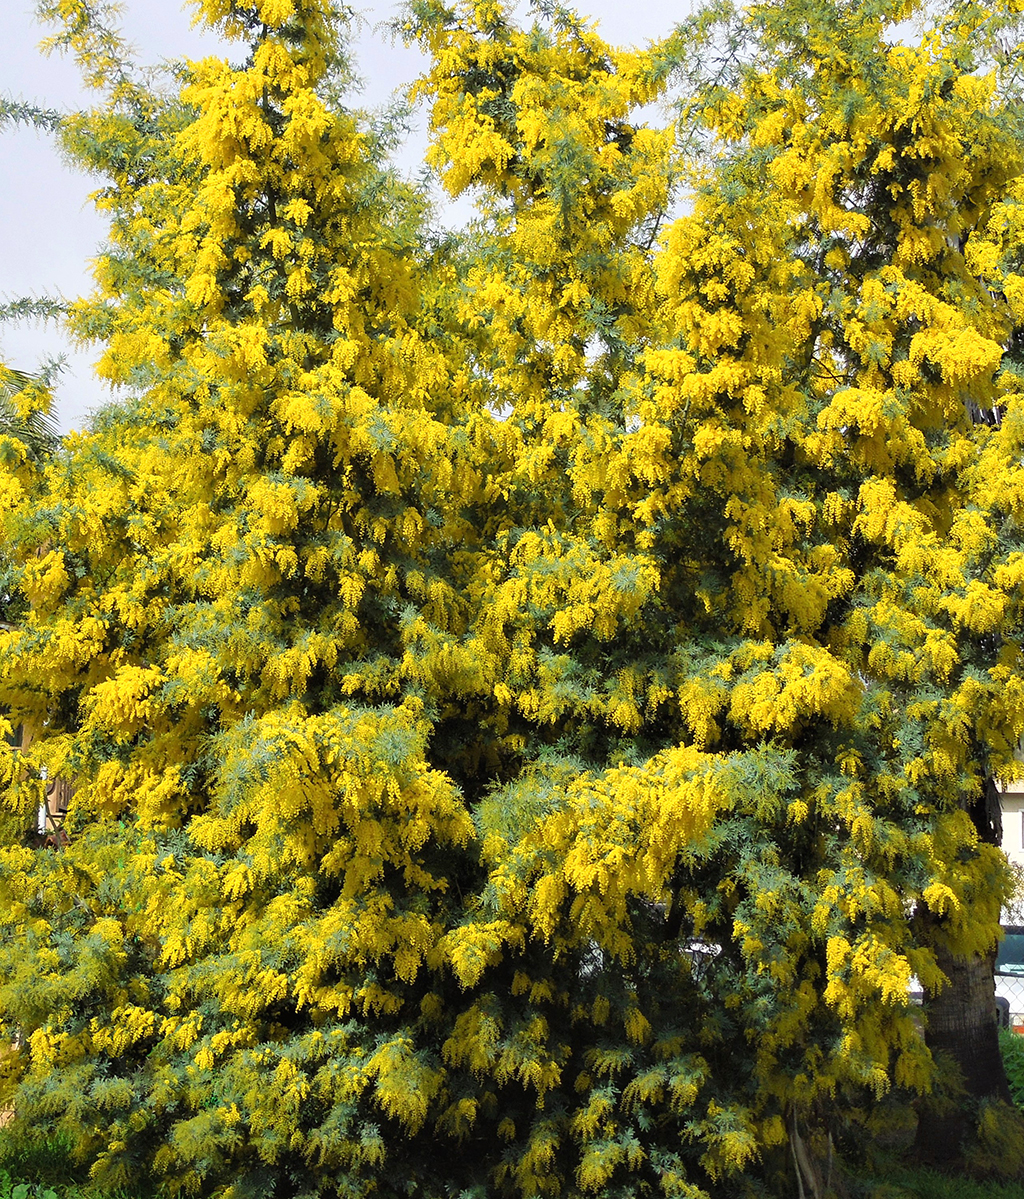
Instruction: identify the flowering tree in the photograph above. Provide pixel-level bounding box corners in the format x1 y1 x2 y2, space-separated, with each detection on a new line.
1 0 1024 1195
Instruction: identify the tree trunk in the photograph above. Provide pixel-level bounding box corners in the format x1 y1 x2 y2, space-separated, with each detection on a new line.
914 935 1011 1165
914 778 1014 1165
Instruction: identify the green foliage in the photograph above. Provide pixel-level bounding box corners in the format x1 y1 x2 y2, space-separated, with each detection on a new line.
0 1175 59 1199
860 1166 1024 1199
0 1132 83 1199
0 1129 162 1199
1001 1031 1024 1113
0 367 60 463
2 0 1024 1195
967 1098 1024 1178
0 1129 77 1188
8 1125 1024 1199
0 98 61 132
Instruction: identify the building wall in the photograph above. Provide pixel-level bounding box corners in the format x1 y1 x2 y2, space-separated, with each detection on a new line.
1004 789 1024 866
1002 783 1024 924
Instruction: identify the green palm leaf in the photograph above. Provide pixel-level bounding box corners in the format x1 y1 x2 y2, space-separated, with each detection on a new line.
0 366 60 460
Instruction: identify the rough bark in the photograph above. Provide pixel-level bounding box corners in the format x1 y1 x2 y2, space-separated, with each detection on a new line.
914 778 1014 1165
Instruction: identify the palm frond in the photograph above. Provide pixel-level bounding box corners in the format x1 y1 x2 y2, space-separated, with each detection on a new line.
0 366 61 460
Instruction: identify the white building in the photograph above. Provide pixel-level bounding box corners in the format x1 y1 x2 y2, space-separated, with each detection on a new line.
1003 784 1024 871
1003 782 1024 927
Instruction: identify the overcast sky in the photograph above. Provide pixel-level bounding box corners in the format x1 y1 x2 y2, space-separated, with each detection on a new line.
2 1 687 432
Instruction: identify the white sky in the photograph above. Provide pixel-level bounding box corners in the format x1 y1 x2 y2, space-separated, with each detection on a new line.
2 1 686 431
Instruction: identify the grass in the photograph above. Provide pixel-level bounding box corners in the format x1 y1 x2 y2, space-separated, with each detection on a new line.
0 1132 150 1199
0 1133 86 1199
858 1167 1024 1198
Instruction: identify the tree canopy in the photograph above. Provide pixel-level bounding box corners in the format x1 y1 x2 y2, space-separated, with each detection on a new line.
2 0 1024 1195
